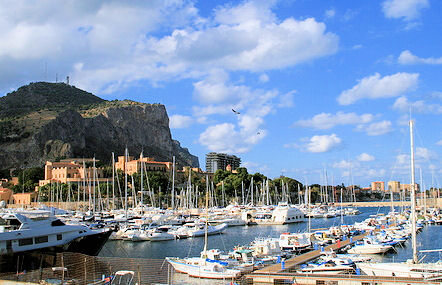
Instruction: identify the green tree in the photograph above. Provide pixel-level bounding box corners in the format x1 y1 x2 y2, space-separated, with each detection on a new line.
12 167 44 193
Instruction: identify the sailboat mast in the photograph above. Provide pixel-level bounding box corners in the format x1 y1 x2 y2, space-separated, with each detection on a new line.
140 152 144 206
124 148 128 219
409 120 418 264
93 157 96 215
112 152 115 210
172 156 175 210
203 175 209 257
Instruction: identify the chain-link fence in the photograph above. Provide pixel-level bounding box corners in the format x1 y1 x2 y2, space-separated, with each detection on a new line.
0 252 168 284
0 252 256 285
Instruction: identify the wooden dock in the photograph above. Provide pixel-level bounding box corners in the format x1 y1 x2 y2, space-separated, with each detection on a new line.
253 232 369 274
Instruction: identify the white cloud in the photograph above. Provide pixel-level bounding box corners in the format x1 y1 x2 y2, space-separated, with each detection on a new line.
192 71 279 117
393 96 442 114
396 154 409 165
198 122 265 153
358 168 386 178
437 140 442 146
278 91 295 108
358 120 393 136
333 160 358 169
358 153 375 162
169 114 193 129
193 69 235 104
395 147 437 167
305 134 342 153
295 111 373 130
337 72 419 105
0 1 199 93
398 50 442 65
259 74 269 83
416 147 437 161
382 0 429 21
242 161 270 175
195 72 289 153
0 1 339 94
325 8 336 19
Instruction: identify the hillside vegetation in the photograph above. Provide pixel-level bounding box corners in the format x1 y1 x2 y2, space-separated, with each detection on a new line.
0 82 105 120
0 82 199 170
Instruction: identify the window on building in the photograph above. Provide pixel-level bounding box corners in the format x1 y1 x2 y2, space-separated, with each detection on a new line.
57 234 62 240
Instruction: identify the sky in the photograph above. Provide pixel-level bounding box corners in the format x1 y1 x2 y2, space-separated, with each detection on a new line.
0 0 441 188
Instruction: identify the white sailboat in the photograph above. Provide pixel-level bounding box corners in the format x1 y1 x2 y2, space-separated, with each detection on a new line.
357 120 442 280
166 178 242 279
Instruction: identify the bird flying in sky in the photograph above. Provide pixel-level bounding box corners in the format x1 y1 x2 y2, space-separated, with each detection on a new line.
232 109 240 115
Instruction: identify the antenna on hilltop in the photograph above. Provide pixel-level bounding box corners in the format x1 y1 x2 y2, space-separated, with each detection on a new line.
66 76 70 85
55 73 58 83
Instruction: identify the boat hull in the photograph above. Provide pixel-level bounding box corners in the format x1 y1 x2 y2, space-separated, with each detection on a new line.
347 245 391 254
166 258 241 279
0 230 112 273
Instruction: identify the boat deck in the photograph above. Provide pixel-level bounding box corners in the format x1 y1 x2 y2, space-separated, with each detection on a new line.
253 232 368 274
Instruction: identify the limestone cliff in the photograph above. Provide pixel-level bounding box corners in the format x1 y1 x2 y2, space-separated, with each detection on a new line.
0 82 199 169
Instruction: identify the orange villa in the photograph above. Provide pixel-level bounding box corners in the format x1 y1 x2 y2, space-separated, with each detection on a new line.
39 158 110 186
115 155 172 175
12 192 38 204
0 187 13 204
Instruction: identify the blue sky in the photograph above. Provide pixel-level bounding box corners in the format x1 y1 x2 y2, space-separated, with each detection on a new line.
0 0 441 187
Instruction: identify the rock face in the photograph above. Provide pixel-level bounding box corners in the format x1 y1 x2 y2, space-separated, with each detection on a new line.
0 83 199 169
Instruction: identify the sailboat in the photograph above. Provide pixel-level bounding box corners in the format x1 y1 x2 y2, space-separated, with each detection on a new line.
166 178 242 279
357 120 442 280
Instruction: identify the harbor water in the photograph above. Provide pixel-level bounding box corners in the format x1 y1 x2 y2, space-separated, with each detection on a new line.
99 207 441 263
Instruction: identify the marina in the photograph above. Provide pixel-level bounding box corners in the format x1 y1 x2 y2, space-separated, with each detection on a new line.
0 205 441 285
1 2 442 284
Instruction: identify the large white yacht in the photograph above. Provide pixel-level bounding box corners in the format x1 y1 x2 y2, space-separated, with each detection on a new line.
0 211 111 258
243 202 304 225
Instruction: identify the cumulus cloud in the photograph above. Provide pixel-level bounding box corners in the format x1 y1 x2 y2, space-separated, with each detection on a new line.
259 74 269 83
393 96 442 114
357 120 393 136
278 91 295 108
398 50 442 65
382 0 429 21
198 121 266 153
416 147 438 161
0 1 339 94
358 168 386 178
193 69 236 104
0 1 200 93
295 111 373 130
305 134 342 153
169 114 193 129
196 72 287 153
337 72 419 105
395 147 438 166
325 8 336 19
333 160 358 169
242 161 270 175
358 153 375 162
341 167 386 178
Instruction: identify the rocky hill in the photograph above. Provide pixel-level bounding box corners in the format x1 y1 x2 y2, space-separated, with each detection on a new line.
0 82 199 169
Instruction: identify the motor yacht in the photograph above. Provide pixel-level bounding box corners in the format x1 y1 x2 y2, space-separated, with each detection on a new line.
0 211 111 272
